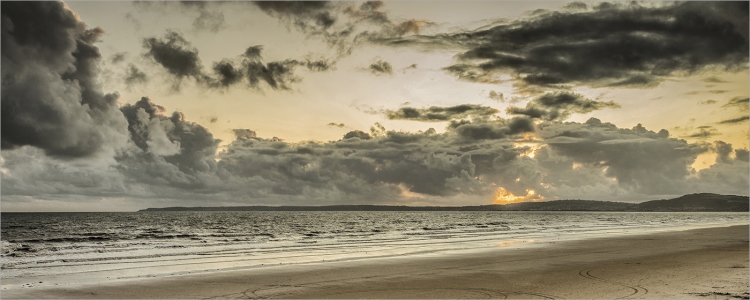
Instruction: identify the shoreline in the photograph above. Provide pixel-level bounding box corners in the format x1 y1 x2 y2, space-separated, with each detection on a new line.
3 224 748 299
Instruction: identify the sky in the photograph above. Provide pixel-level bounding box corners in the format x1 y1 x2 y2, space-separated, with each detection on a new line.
1 1 748 212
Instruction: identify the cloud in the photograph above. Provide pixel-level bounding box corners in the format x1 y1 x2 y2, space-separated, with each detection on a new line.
208 116 735 203
687 141 749 196
684 126 721 139
736 149 749 162
4 2 747 210
718 116 750 125
142 30 205 86
124 64 148 88
488 91 504 102
385 2 749 90
537 118 705 195
3 98 746 207
1 1 129 157
699 100 717 105
385 104 499 122
211 59 243 88
703 76 727 83
1 146 136 205
713 141 734 164
191 5 226 33
343 130 371 140
506 92 619 121
243 45 263 60
368 59 392 75
133 1 226 33
452 117 535 141
253 1 335 28
252 1 434 57
221 50 334 90
243 59 301 90
327 122 345 128
252 1 354 54
562 2 588 11
142 33 333 91
117 97 223 189
110 52 127 64
722 96 749 111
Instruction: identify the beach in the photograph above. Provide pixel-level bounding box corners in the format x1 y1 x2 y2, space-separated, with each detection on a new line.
3 224 747 299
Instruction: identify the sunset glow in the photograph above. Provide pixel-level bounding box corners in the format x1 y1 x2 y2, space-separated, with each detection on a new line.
493 187 545 204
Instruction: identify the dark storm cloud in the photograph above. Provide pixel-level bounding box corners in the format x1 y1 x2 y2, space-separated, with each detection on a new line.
385 2 749 89
385 104 499 122
243 59 301 90
142 30 204 83
4 96 746 205
368 60 392 75
243 45 263 60
507 92 620 121
199 111 549 201
1 1 129 157
211 115 739 202
124 64 148 88
214 53 333 91
142 33 332 91
253 1 335 28
718 116 750 125
454 117 535 141
117 97 222 188
218 121 502 199
688 141 749 196
343 130 371 140
211 60 243 88
722 96 749 111
736 149 750 162
713 141 734 164
538 118 704 194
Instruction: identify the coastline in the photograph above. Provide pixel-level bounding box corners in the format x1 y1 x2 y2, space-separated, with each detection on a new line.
3 224 748 299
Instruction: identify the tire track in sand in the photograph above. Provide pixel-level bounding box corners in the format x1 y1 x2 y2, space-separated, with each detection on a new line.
578 268 648 299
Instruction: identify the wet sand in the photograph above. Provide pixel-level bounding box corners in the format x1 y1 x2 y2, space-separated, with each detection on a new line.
4 225 748 299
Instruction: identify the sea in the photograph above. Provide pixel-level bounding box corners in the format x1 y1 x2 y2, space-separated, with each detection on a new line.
1 211 747 288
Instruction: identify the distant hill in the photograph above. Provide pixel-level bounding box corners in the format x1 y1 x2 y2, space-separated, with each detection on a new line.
139 193 748 212
495 200 633 211
629 193 749 212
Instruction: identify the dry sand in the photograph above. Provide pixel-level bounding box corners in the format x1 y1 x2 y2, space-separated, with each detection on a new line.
4 225 748 299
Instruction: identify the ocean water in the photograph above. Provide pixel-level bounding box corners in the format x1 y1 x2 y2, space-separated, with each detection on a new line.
1 211 747 287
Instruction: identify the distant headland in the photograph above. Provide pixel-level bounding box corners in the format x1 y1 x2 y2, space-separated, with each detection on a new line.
139 193 748 212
